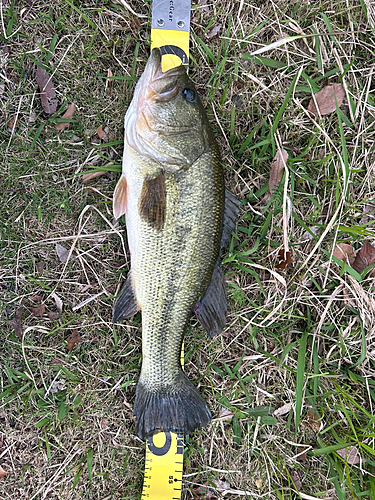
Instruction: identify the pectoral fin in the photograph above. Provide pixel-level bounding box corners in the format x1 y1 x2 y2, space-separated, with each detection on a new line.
113 175 128 220
113 273 140 322
139 170 166 231
195 259 227 338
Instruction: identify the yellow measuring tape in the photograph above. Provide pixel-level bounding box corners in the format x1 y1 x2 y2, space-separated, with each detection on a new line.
141 2 191 498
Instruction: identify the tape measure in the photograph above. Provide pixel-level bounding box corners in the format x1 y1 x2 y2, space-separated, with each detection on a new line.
141 4 191 497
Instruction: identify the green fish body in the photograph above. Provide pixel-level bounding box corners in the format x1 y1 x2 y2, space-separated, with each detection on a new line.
113 49 238 440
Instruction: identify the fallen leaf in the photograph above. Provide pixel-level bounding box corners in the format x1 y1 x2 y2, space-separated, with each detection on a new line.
100 418 109 430
31 303 45 318
66 329 80 352
275 249 293 270
106 68 113 92
7 307 24 340
35 64 58 115
7 115 18 132
255 478 263 489
47 311 60 321
0 465 11 478
51 358 63 364
29 295 42 303
230 95 242 108
55 103 76 131
307 83 345 117
212 478 230 491
96 124 104 139
55 243 73 263
343 287 356 309
336 446 361 465
289 469 302 490
82 171 106 182
217 407 234 421
333 243 356 266
273 403 292 417
352 240 375 274
269 148 288 194
359 203 375 228
36 261 45 273
51 292 63 314
207 24 222 38
307 408 321 433
198 0 210 12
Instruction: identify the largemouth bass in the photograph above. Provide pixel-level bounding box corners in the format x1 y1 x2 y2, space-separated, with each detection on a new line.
113 48 238 440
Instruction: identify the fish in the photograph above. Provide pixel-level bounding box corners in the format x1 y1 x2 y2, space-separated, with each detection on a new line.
112 48 238 441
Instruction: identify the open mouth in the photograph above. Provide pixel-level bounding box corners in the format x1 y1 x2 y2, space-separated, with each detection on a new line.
147 48 186 102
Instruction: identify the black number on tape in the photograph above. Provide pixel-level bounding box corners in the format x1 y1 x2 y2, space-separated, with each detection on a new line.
160 45 188 67
147 431 172 456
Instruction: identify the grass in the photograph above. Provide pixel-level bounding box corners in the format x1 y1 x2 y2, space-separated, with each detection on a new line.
1 0 375 498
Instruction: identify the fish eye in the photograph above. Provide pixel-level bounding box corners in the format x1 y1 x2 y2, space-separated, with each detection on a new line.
182 88 196 102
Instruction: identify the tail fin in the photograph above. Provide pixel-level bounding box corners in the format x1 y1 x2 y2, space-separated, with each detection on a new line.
134 370 212 440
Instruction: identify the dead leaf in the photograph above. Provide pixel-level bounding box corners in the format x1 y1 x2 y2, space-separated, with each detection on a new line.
275 249 293 270
217 407 234 421
7 307 24 340
198 0 210 12
35 64 58 115
230 95 242 109
100 418 109 430
36 261 45 273
29 295 42 303
66 329 80 352
106 68 113 92
55 103 76 131
0 465 11 478
336 446 361 465
55 243 73 263
207 24 222 38
96 124 104 139
307 83 345 117
333 243 356 266
273 403 292 417
51 292 63 314
289 469 302 490
7 115 18 132
269 148 288 193
212 478 230 491
31 303 45 318
51 358 63 364
82 171 106 182
255 478 263 489
359 202 375 228
47 311 60 321
352 240 375 274
307 408 321 433
343 287 357 309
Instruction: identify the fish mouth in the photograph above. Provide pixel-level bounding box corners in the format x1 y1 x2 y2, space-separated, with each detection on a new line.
142 48 186 102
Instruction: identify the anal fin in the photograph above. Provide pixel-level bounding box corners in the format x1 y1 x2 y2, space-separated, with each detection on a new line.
113 273 140 322
195 259 227 338
221 189 240 249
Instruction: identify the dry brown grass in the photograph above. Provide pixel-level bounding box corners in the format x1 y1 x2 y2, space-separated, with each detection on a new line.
1 1 375 499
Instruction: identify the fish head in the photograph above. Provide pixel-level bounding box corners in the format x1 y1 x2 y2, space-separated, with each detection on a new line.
126 48 213 168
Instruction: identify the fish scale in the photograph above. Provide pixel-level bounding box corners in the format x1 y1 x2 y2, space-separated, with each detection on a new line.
112 48 237 440
136 152 224 387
